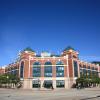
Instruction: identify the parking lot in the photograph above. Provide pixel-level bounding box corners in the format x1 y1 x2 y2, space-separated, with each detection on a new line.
0 88 100 100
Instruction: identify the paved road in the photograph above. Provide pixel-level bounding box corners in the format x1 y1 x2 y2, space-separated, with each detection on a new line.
0 88 100 100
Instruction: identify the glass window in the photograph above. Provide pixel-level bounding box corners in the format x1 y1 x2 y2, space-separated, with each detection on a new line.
83 65 86 69
20 62 24 78
87 70 91 76
43 80 53 88
73 61 78 77
96 72 99 77
32 80 40 88
83 69 87 76
13 70 17 75
79 64 82 68
33 62 41 77
88 66 90 69
44 62 52 77
80 69 83 76
56 80 65 88
56 61 64 77
92 67 94 70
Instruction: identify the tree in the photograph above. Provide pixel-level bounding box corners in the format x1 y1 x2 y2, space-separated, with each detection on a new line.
0 73 20 88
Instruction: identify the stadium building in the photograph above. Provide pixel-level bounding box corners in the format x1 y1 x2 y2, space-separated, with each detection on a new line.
1 47 100 89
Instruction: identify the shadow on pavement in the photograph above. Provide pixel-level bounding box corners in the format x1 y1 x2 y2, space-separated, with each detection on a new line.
80 95 100 100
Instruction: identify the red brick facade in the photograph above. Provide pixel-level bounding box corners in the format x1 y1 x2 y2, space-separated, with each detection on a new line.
1 48 100 89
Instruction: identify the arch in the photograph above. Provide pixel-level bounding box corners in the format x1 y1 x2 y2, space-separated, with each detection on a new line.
33 62 41 66
44 61 52 65
56 61 64 65
44 61 52 77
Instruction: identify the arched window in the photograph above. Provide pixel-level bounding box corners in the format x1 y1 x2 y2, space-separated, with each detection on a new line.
73 61 78 77
33 62 41 77
20 62 24 78
44 62 52 77
56 61 64 77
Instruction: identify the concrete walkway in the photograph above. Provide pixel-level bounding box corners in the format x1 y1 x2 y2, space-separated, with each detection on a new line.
0 87 100 100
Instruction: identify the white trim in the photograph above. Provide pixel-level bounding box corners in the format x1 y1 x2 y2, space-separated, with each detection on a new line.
26 56 69 60
80 68 98 71
32 65 68 67
32 77 69 80
6 69 19 72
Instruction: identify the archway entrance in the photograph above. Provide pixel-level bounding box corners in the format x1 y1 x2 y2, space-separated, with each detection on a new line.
43 80 53 89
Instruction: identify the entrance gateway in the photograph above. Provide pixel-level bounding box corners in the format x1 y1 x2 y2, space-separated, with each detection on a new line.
32 79 65 89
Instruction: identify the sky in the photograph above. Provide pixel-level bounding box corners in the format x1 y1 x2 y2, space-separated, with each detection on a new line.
0 0 100 66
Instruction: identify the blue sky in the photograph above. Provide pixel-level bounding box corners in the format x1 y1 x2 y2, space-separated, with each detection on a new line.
0 0 100 66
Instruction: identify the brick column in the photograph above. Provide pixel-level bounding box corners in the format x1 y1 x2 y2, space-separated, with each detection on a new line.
68 59 73 78
52 62 56 78
41 62 44 77
52 61 56 89
64 65 67 77
30 61 33 78
24 60 29 78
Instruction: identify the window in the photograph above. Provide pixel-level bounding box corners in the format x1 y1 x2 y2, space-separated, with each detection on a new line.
88 66 90 69
83 65 86 69
20 62 24 78
56 80 65 88
91 67 95 76
13 70 17 75
96 72 99 77
83 69 87 76
79 64 82 68
80 69 83 76
33 62 41 77
87 70 91 76
32 80 40 88
92 67 94 70
73 61 78 77
44 62 52 77
56 61 64 77
43 80 53 88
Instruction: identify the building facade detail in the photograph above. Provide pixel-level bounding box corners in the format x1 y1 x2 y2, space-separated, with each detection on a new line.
0 47 100 89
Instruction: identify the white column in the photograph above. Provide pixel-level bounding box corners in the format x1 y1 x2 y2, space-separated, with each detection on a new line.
29 79 32 89
66 55 70 88
53 80 56 89
65 79 69 89
40 80 44 89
